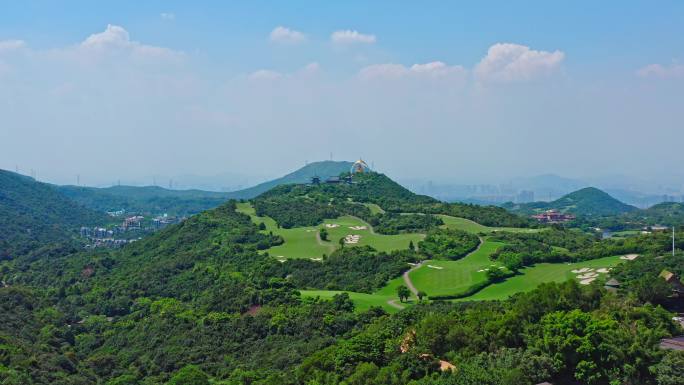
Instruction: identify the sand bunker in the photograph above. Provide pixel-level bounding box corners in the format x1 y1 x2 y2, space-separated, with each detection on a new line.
620 254 639 261
577 273 599 279
580 278 596 285
349 225 368 230
571 267 593 274
427 265 444 270
344 234 361 244
325 224 340 228
596 268 610 273
310 257 323 262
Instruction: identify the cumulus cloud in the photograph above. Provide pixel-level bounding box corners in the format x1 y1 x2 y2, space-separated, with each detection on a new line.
80 24 181 58
359 61 466 79
331 30 376 44
0 39 26 53
475 43 564 82
269 26 306 44
160 13 175 21
636 63 684 79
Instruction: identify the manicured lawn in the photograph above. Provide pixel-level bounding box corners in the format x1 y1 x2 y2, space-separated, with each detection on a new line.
364 203 385 215
236 202 424 259
409 240 506 296
300 276 414 313
438 215 541 234
462 255 624 301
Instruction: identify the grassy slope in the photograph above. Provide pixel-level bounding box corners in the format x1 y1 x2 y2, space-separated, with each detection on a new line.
300 276 410 313
438 215 540 234
463 255 623 301
409 240 505 297
236 202 424 259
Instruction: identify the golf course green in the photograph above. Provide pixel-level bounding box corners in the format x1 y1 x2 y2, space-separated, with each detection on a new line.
236 202 424 259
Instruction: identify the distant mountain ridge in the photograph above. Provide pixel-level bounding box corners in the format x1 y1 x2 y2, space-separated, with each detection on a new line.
226 160 353 199
505 187 638 216
54 161 354 215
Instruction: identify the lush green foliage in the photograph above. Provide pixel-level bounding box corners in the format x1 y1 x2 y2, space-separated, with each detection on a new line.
265 246 418 293
0 170 108 261
371 213 443 235
489 228 671 270
295 280 681 385
418 229 480 260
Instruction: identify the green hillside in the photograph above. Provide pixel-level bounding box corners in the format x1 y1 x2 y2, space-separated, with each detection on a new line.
1 166 682 384
627 201 684 226
507 187 637 216
0 170 108 260
255 171 531 229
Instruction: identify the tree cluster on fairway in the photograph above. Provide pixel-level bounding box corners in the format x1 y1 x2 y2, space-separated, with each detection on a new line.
396 284 411 302
370 212 444 235
418 229 480 260
265 246 419 293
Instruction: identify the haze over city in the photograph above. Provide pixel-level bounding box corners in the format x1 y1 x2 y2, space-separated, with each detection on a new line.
1 1 683 188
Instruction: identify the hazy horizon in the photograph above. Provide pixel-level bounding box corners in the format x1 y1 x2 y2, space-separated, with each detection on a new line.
2 2 683 188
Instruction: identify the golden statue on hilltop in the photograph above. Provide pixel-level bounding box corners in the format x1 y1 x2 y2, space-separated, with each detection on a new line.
351 159 370 174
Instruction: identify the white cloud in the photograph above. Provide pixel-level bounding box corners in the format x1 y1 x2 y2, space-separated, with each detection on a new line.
160 13 175 21
331 30 376 44
269 26 306 44
80 24 181 58
475 43 564 82
410 61 466 77
0 39 26 53
248 69 283 81
359 61 466 79
636 63 684 79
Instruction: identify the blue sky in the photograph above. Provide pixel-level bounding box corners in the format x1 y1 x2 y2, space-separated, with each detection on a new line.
3 1 681 70
1 1 683 187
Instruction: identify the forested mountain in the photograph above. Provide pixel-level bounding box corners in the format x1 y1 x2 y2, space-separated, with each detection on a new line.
55 161 353 216
0 170 108 260
505 187 638 216
1 167 683 384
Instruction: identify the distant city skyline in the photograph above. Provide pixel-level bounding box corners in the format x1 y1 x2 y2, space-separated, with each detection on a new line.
2 1 683 186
